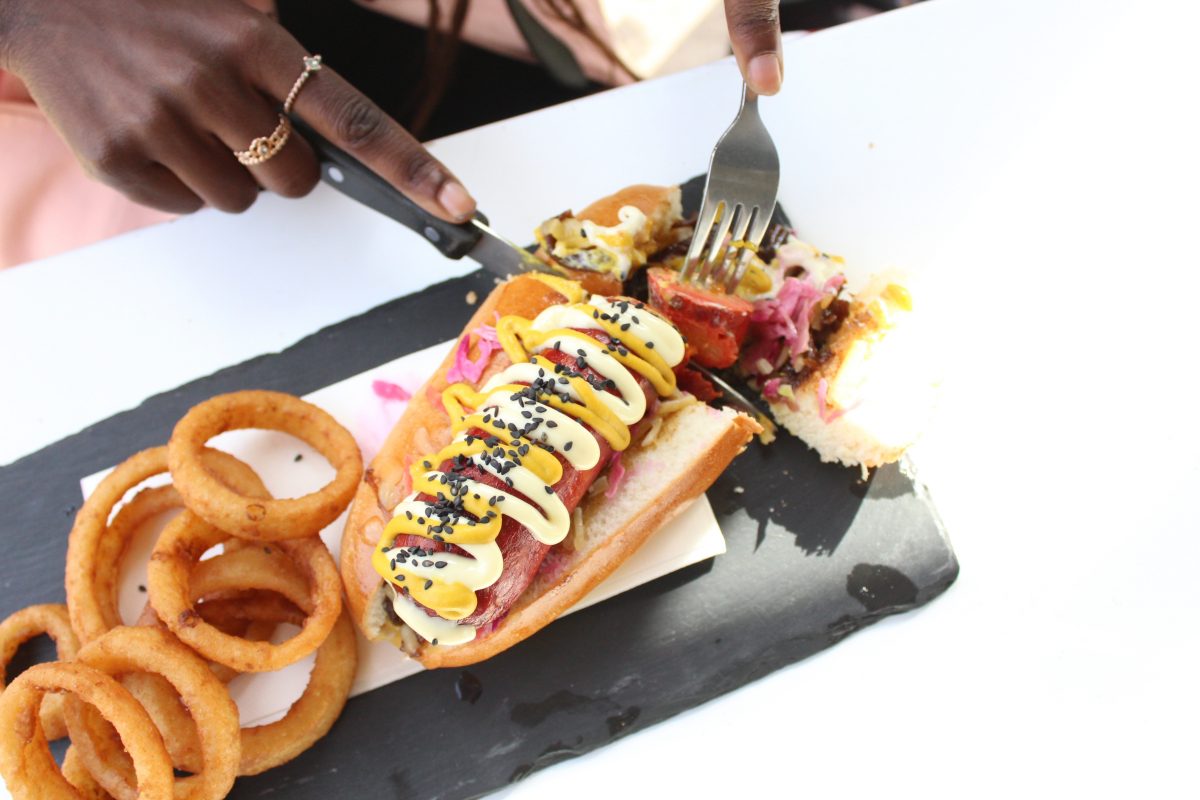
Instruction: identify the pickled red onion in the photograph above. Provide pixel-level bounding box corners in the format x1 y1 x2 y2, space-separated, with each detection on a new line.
604 452 626 499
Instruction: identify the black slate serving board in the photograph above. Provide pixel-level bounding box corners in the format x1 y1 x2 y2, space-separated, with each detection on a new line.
0 180 958 799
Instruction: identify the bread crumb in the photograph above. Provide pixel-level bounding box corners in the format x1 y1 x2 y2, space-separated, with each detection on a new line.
868 142 875 149
733 486 745 495
465 290 478 305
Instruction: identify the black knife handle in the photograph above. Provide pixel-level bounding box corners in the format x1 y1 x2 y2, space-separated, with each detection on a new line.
290 117 484 260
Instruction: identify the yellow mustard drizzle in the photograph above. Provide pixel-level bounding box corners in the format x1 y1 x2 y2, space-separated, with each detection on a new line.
528 273 587 303
373 290 685 645
497 308 677 396
445 379 631 452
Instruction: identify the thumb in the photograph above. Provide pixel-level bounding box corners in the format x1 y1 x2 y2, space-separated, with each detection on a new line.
724 0 783 96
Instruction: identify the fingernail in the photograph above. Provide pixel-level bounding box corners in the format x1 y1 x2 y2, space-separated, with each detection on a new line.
438 181 476 221
748 53 782 96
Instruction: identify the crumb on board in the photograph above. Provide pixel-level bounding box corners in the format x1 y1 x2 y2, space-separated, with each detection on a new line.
868 142 876 149
733 486 745 495
466 290 478 305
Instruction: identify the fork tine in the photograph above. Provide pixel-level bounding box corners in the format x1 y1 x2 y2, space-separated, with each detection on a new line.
722 205 770 293
710 203 752 290
680 197 720 285
698 201 738 286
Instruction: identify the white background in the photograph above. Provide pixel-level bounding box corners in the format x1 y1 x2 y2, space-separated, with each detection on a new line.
3 0 1199 796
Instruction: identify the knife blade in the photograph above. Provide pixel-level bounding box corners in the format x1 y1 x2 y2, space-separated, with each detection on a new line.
467 218 557 278
291 117 557 279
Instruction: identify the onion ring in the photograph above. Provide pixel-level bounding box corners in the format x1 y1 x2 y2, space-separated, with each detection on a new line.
118 597 278 771
63 627 240 800
0 661 173 799
62 745 114 799
133 594 279 685
92 484 179 632
238 606 356 775
147 511 341 672
139 544 356 775
66 445 269 645
129 590 309 776
167 390 363 540
0 604 80 741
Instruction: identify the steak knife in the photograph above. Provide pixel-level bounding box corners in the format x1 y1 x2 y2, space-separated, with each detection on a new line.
292 119 553 279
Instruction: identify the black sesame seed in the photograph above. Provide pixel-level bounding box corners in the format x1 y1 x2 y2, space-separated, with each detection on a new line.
544 485 554 494
425 579 433 590
547 420 558 428
417 517 426 525
436 561 447 569
647 341 655 349
564 441 573 451
621 323 630 331
405 510 413 520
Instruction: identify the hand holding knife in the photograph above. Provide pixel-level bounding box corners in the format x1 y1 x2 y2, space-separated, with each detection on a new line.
291 118 554 280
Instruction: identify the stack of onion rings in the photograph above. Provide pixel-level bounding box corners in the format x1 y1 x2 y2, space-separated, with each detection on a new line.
1 390 363 799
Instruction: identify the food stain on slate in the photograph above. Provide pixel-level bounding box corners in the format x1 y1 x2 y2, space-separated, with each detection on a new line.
508 739 586 783
605 706 641 738
455 670 483 704
846 563 919 612
510 689 618 727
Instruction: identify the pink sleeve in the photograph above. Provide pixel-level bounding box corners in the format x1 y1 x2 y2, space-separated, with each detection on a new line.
0 72 174 270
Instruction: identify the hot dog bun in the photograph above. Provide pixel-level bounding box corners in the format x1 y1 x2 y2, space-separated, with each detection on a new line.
340 274 758 667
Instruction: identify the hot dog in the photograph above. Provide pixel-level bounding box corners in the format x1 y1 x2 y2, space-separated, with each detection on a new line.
340 273 759 667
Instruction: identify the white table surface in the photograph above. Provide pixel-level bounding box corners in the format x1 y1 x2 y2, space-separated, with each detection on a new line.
3 0 1199 796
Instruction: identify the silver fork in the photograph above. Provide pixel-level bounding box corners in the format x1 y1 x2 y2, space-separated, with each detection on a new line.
680 83 780 294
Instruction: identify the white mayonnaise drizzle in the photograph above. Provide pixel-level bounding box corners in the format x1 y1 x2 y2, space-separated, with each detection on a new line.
482 361 639 425
473 388 600 470
388 583 476 646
